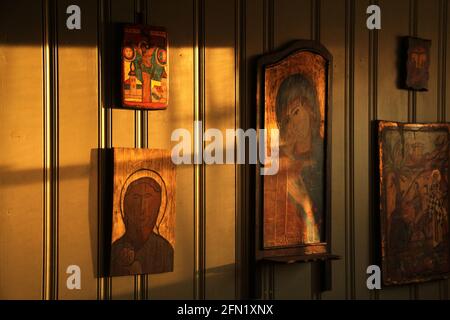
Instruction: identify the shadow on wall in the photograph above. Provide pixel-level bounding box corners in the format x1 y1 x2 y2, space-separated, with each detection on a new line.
0 165 89 187
107 263 236 300
89 149 101 278
0 0 239 48
0 144 242 278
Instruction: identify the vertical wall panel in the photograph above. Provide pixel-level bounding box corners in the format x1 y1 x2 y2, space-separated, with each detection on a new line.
244 0 264 300
321 0 347 300
147 0 195 299
0 0 44 299
377 0 409 123
259 0 275 300
415 0 439 123
353 0 371 300
57 0 99 299
109 0 136 300
204 0 236 299
274 0 312 47
235 0 247 299
110 0 136 147
414 0 441 300
272 0 313 300
376 0 410 299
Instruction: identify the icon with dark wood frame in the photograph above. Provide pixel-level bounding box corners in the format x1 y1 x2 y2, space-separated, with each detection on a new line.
255 40 338 270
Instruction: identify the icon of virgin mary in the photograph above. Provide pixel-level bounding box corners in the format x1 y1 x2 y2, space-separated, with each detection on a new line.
264 73 324 248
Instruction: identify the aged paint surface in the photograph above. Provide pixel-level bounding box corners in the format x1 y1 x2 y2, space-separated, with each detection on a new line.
263 51 326 249
122 25 168 109
110 148 176 276
379 121 450 285
406 37 431 91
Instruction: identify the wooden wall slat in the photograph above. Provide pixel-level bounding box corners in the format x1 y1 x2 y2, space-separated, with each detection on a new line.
320 0 347 300
259 0 275 299
0 0 44 299
353 0 371 300
109 0 136 300
414 0 441 300
272 0 314 300
415 0 439 123
377 0 409 123
376 0 410 300
244 0 264 300
344 0 356 299
274 0 312 47
204 0 237 300
146 0 195 299
57 0 99 299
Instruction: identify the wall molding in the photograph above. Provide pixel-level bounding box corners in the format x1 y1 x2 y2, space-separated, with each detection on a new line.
97 0 112 300
259 0 275 300
193 0 206 300
311 0 321 42
234 0 247 300
407 0 418 124
42 0 59 301
344 0 356 300
368 0 379 301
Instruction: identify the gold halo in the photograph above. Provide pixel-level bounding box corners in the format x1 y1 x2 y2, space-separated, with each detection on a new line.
119 169 168 235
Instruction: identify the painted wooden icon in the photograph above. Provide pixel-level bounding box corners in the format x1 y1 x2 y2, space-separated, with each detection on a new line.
378 121 450 285
256 40 337 264
405 37 431 91
121 24 168 109
108 148 175 276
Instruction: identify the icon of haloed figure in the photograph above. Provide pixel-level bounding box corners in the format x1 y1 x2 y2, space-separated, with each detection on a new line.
264 73 324 247
111 174 173 276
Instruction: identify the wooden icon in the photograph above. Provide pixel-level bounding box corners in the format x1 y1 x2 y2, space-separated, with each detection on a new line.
107 148 176 276
378 121 450 285
405 37 431 91
121 25 168 109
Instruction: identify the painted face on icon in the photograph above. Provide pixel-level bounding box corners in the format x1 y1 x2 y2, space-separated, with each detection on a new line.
124 177 162 248
275 74 319 161
282 97 313 158
123 46 135 60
